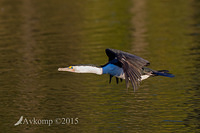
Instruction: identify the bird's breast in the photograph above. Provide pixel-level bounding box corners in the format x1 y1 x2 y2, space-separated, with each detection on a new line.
103 64 125 79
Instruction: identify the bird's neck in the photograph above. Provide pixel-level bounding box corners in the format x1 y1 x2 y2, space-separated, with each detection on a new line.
75 66 103 75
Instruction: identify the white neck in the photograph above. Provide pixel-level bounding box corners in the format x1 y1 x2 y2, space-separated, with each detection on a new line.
74 66 103 75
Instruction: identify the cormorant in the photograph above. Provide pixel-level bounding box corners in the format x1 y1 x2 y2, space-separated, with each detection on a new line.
58 48 174 91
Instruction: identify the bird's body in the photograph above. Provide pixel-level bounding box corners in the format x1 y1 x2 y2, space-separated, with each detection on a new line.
58 48 174 91
102 64 151 80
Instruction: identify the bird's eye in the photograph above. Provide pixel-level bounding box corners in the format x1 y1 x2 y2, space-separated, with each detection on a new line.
68 66 73 69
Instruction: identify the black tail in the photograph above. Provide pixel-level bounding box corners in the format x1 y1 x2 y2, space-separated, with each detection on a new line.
153 70 175 78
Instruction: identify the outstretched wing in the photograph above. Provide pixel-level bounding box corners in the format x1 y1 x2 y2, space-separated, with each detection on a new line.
105 48 150 91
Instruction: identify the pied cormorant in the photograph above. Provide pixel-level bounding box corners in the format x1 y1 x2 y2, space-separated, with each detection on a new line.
58 48 174 91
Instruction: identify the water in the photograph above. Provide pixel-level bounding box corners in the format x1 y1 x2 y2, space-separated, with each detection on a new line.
0 0 200 132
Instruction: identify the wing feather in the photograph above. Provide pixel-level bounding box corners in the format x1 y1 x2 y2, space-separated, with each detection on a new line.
105 48 150 90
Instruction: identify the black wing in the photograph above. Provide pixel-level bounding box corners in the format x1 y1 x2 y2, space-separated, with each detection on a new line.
105 48 150 91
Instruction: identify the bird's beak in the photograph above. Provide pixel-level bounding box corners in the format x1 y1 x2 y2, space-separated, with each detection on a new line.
58 67 75 72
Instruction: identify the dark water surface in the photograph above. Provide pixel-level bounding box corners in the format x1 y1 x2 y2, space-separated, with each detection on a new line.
0 0 200 132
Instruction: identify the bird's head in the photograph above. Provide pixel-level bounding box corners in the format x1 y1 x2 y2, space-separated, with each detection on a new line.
58 66 75 72
58 65 102 74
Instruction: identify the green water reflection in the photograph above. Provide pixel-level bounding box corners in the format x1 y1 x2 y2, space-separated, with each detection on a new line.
0 0 199 132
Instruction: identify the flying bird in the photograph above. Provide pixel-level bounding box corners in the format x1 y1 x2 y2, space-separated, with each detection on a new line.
58 48 174 91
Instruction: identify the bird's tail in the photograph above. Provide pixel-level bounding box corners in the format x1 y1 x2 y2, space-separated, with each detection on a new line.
153 70 175 78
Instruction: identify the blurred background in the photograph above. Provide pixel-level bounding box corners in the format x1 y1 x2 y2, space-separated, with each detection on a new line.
0 0 199 132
